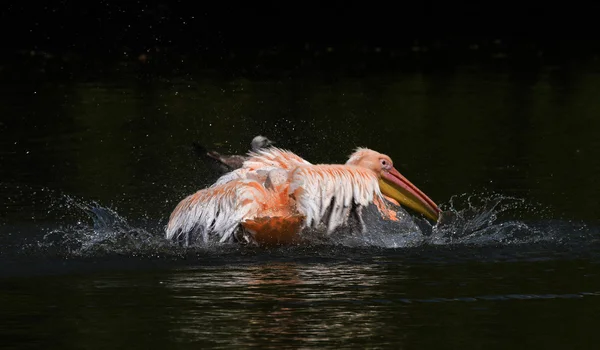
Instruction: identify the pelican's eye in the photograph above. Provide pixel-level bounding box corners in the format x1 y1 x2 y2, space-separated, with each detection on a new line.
380 158 391 169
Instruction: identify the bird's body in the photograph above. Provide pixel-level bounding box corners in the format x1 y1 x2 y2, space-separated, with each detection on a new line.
167 147 440 246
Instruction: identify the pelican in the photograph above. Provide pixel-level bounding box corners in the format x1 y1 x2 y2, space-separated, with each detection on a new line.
166 147 440 246
193 135 275 172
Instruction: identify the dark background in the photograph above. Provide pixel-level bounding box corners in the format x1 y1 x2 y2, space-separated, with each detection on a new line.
2 1 600 78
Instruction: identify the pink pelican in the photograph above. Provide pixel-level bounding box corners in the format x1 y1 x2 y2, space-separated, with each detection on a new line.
166 147 440 246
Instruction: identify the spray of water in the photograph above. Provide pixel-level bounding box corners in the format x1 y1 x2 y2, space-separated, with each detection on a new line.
428 192 557 245
29 190 591 257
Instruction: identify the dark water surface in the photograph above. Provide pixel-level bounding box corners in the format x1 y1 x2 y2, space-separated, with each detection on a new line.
2 60 600 348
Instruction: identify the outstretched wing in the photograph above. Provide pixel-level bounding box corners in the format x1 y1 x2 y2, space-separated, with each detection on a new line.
212 147 312 187
166 180 267 245
244 147 312 171
288 164 384 233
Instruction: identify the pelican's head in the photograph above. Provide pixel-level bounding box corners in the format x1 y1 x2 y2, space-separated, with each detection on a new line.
251 135 275 151
346 147 440 222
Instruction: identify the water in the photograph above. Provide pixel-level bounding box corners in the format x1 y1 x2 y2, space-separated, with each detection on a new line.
2 59 600 349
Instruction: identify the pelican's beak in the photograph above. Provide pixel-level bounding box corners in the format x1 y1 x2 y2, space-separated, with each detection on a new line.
379 167 441 222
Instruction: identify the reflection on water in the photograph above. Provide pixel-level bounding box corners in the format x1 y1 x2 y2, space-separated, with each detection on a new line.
159 257 599 348
139 262 407 347
3 255 599 349
164 263 394 346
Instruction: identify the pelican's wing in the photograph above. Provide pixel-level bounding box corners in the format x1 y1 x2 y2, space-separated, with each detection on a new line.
166 180 267 245
212 168 250 186
212 148 311 187
288 164 384 233
243 147 312 171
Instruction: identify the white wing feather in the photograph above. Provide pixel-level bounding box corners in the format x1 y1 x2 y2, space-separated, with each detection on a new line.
212 147 311 186
289 165 383 233
243 147 312 170
166 180 266 244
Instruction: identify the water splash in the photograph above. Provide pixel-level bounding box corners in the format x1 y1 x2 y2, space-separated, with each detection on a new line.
28 191 593 257
30 193 252 259
36 195 169 257
335 192 589 248
427 192 580 246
